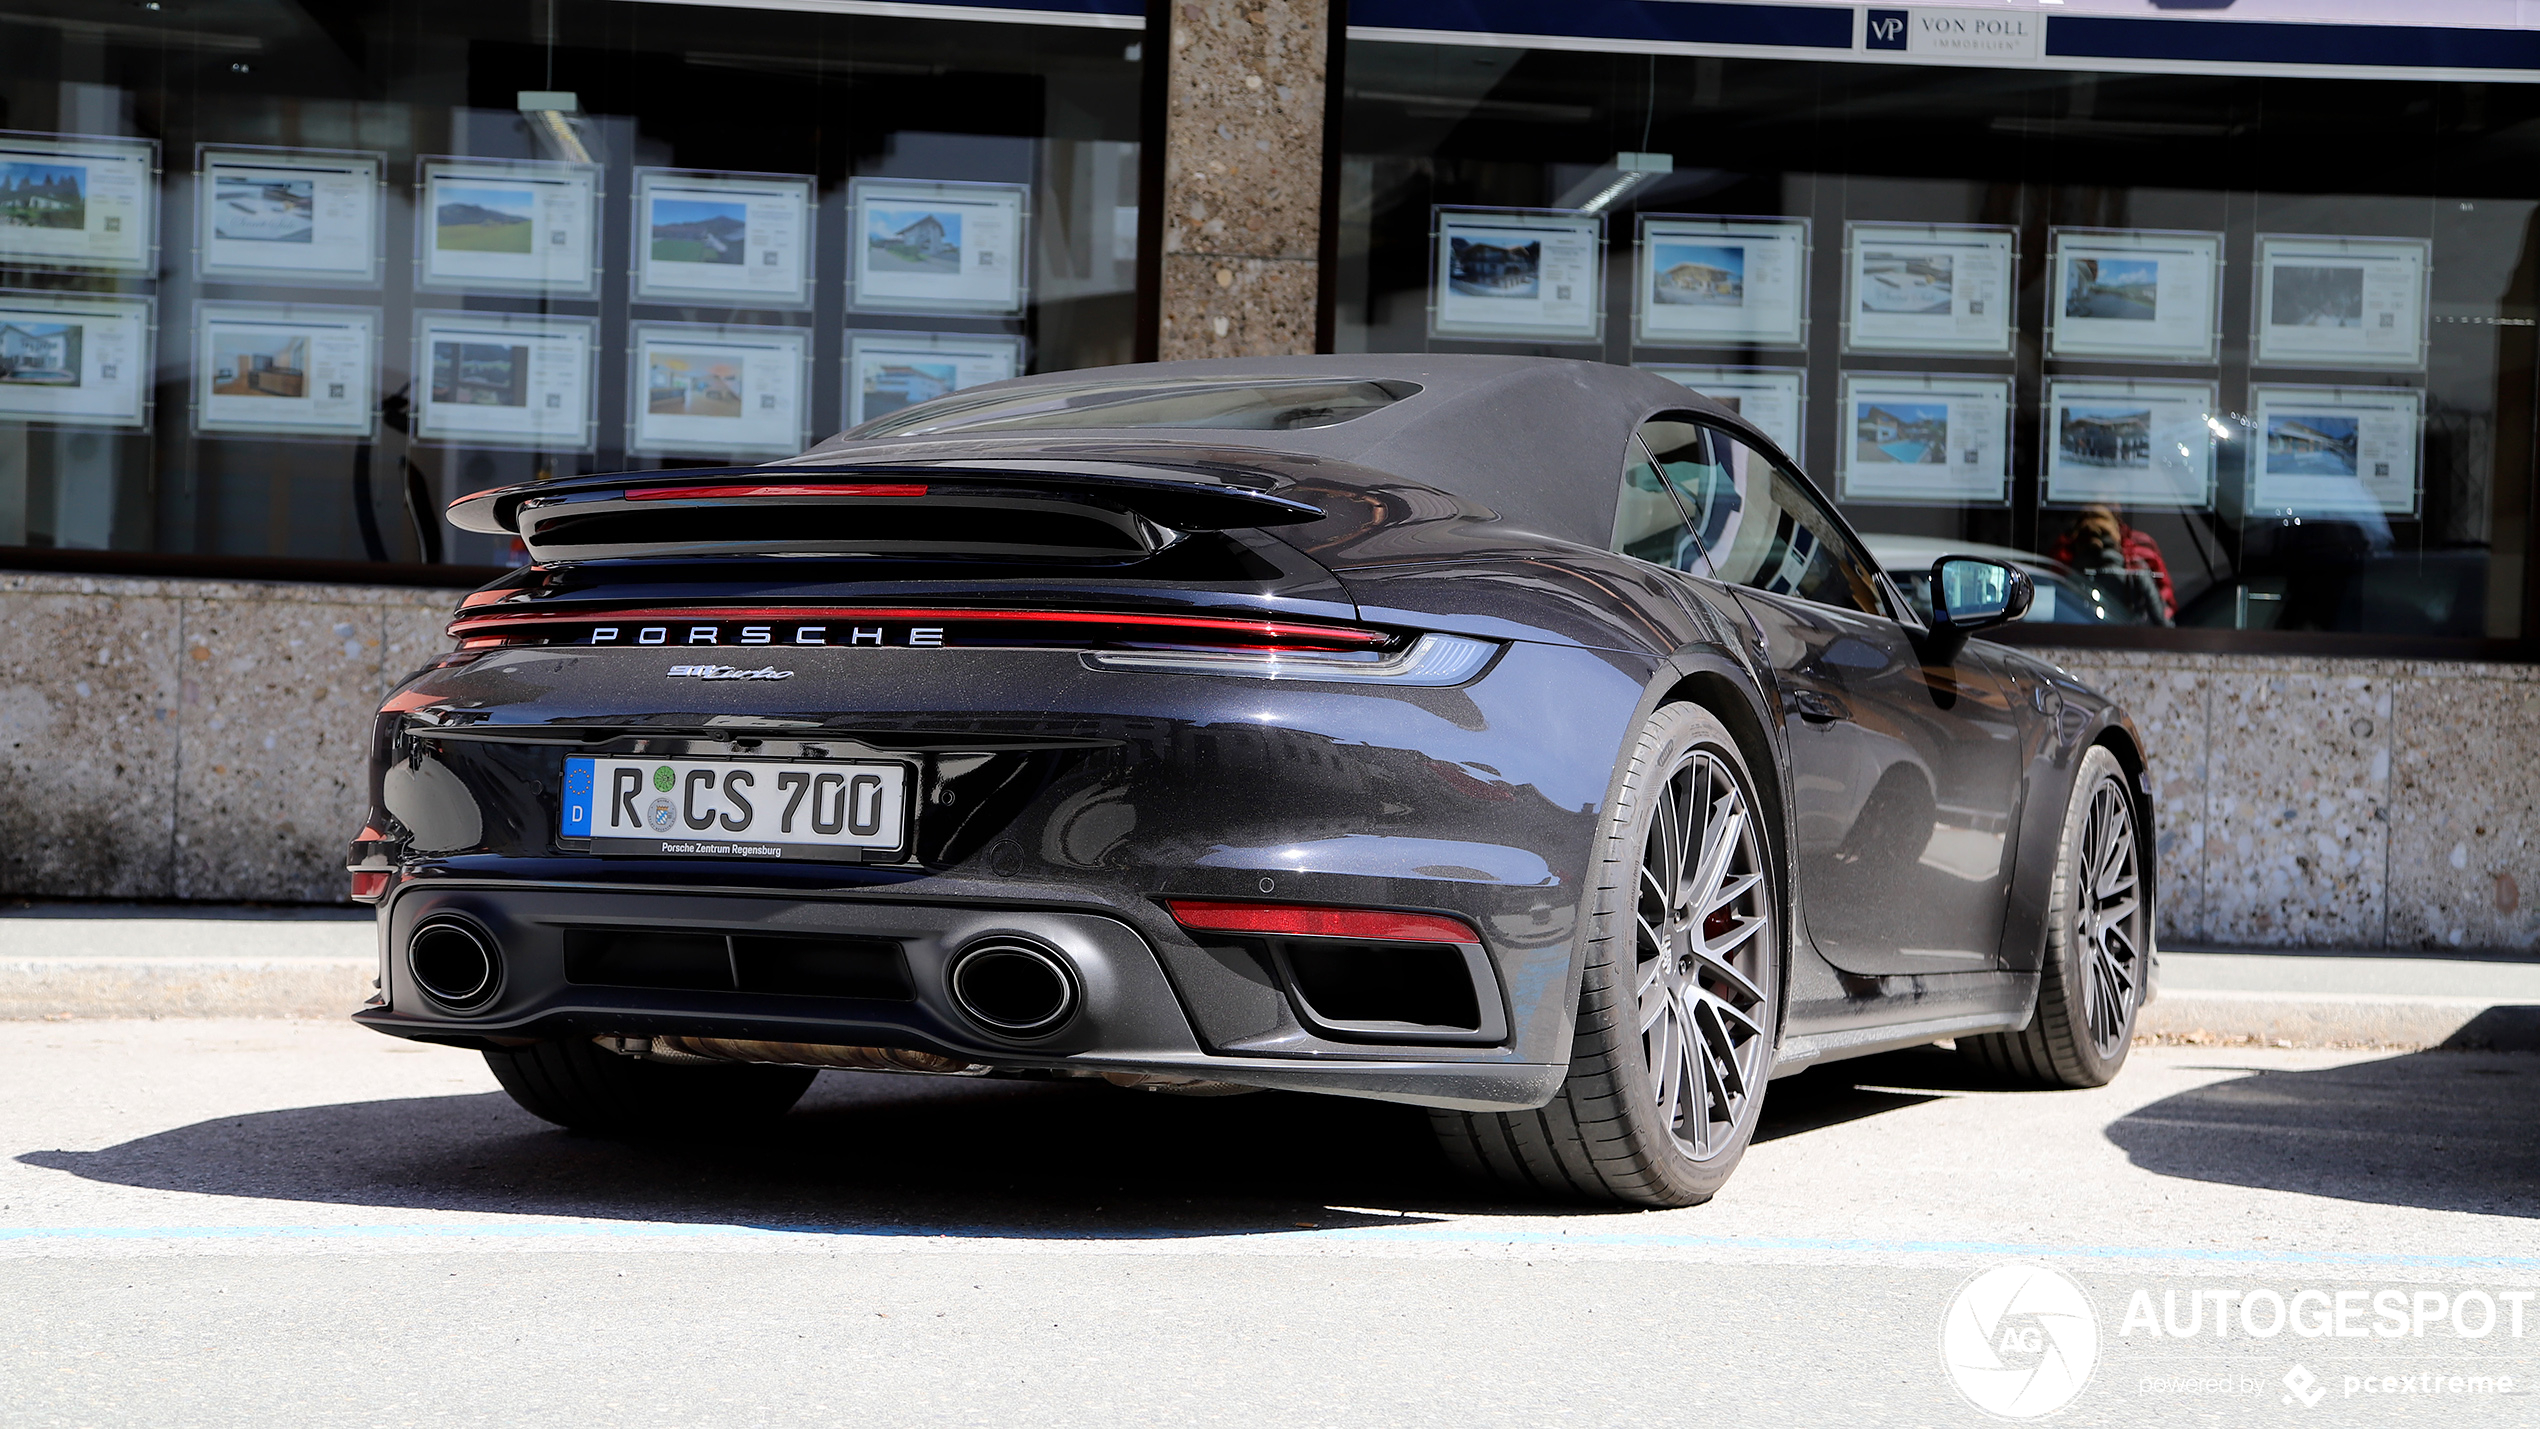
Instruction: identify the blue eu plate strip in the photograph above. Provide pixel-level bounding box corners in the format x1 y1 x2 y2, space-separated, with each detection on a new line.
561 757 594 838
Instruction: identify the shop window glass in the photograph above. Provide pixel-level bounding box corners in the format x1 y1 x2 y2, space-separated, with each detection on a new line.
0 0 1148 574
1334 40 2540 649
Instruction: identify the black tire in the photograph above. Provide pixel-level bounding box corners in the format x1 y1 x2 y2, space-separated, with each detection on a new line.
1960 745 2147 1088
1430 702 1780 1208
483 1039 817 1134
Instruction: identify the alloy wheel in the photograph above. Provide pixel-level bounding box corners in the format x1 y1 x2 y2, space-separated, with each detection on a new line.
1634 747 1774 1161
2077 775 2144 1056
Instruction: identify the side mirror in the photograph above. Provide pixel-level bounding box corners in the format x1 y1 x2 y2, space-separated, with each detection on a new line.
1920 556 2033 660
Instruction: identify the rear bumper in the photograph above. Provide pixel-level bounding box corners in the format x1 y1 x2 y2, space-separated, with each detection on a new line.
357 880 1565 1111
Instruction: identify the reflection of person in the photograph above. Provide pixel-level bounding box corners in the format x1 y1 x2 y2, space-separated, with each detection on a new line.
2050 504 2175 621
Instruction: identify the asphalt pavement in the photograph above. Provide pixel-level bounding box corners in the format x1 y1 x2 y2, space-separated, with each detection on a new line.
2 1019 2533 1427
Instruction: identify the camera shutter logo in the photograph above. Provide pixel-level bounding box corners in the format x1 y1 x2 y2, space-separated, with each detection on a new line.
1941 1264 2100 1418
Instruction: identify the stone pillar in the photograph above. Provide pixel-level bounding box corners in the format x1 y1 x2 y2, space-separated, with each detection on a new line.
1157 0 1329 360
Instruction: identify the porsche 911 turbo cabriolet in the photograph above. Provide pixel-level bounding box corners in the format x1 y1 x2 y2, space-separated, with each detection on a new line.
351 355 2154 1207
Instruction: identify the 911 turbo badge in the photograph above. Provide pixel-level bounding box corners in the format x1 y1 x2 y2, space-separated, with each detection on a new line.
665 664 796 680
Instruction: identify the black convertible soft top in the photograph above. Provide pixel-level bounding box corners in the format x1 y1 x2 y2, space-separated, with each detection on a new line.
789 355 1768 551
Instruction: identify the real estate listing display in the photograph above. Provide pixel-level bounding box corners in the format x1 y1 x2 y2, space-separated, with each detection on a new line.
1640 364 1806 463
633 169 816 309
192 302 377 438
1633 215 1808 349
2247 382 2423 517
1430 207 1603 343
415 157 601 297
2045 228 2223 364
1843 223 2016 356
0 289 152 427
196 147 383 286
412 310 596 449
0 131 156 273
848 178 1028 317
1837 371 2011 505
629 322 812 457
2040 376 2217 510
845 330 1024 428
2253 234 2431 371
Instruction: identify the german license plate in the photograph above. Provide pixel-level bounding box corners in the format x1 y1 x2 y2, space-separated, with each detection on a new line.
561 756 911 861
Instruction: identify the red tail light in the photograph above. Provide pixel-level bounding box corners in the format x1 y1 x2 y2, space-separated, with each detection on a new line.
445 605 1393 653
625 483 929 501
348 870 390 902
1166 901 1479 945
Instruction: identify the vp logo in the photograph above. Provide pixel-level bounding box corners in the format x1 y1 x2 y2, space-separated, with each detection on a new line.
1865 7 1910 50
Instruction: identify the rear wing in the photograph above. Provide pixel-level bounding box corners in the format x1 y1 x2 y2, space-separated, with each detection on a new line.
446 463 1326 564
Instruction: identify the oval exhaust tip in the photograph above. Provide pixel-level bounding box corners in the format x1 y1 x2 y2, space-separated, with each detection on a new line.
409 919 500 1011
947 940 1078 1036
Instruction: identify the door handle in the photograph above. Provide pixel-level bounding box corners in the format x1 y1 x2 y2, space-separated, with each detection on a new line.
1792 689 1848 725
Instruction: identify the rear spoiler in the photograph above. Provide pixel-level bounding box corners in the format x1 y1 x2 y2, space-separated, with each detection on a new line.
446 463 1326 564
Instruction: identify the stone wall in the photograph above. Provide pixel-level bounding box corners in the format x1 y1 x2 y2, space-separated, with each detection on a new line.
2034 647 2540 952
0 572 453 903
1156 0 1329 359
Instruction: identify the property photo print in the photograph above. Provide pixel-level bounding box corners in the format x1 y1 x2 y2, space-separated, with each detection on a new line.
867 208 961 275
212 175 314 244
2057 403 2153 468
435 185 535 255
430 340 529 408
2270 264 2366 328
0 160 84 230
0 318 79 386
2266 412 2361 476
209 331 308 399
1448 236 1540 298
861 358 956 419
650 196 746 266
2063 257 2158 321
1650 243 1743 306
1859 251 1951 313
1856 400 1949 463
647 350 745 419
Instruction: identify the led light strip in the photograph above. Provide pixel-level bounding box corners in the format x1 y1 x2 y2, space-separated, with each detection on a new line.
447 605 1393 650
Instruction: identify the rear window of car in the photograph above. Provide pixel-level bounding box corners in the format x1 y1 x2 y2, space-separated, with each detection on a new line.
850 376 1421 438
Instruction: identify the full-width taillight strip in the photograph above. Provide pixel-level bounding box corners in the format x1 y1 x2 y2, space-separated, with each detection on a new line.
445 605 1391 650
622 483 929 501
1166 900 1481 945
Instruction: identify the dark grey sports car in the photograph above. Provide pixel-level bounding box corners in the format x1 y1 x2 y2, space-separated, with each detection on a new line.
352 355 2155 1207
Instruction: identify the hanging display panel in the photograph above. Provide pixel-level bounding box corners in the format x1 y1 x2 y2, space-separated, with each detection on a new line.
2045 228 2223 365
196 147 384 287
2253 235 2431 371
2040 376 2217 510
845 330 1025 428
1633 215 1808 350
415 157 601 297
1641 364 1806 463
0 289 152 427
0 131 156 274
1837 371 2011 506
848 178 1029 317
412 310 597 450
1842 222 2016 356
1429 206 1603 343
193 302 378 438
2247 383 2423 517
632 169 816 309
628 321 812 458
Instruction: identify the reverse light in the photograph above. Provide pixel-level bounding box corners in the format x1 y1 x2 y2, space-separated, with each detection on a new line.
1166 901 1480 945
1080 632 1498 686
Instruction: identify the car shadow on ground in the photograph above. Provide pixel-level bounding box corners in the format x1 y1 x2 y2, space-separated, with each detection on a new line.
17 1047 1966 1233
2104 1049 2540 1219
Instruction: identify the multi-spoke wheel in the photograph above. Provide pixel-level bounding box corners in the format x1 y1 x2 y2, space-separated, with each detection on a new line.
1432 703 1780 1207
1960 745 2148 1088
